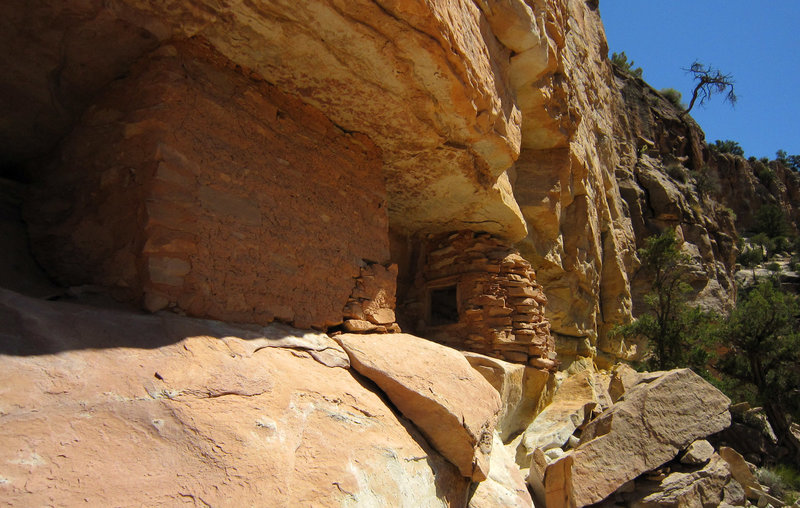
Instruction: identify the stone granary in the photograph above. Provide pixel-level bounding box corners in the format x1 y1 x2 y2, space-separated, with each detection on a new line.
403 231 556 369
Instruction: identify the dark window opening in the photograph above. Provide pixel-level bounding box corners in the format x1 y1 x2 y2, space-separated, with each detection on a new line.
429 285 459 326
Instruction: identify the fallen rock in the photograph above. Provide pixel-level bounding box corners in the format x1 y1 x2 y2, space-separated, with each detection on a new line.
680 439 715 465
718 446 760 500
628 454 746 507
0 290 469 506
335 333 502 481
464 352 551 441
522 369 607 454
608 363 664 403
545 368 731 507
527 447 548 506
468 432 534 508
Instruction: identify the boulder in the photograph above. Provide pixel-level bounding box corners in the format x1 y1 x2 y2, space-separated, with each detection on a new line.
679 439 715 466
468 432 534 508
718 446 760 500
628 454 746 507
608 363 664 403
527 447 548 506
522 369 608 454
464 352 551 441
335 333 502 481
0 290 469 506
545 369 731 508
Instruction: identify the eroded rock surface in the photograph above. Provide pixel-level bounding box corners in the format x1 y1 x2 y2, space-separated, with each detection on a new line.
468 432 534 508
25 39 389 330
522 369 608 455
627 454 746 508
0 289 469 506
335 333 502 481
464 352 552 441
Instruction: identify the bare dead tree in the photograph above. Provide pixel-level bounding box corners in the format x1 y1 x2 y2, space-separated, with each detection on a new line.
682 61 737 116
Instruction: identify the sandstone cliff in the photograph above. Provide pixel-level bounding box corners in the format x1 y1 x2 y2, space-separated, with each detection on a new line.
2 0 799 505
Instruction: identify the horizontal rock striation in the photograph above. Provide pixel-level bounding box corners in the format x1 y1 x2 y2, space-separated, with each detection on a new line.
25 40 389 329
403 230 555 367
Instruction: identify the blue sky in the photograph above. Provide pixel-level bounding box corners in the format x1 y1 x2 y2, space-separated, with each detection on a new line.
599 1 799 159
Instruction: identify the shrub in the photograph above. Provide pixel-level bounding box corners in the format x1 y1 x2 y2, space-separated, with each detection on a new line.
777 149 800 172
717 205 736 221
665 162 687 183
772 236 791 254
757 464 800 502
689 167 718 197
737 246 764 267
757 467 788 497
754 204 789 238
659 88 686 109
756 166 776 187
710 139 744 156
611 51 643 78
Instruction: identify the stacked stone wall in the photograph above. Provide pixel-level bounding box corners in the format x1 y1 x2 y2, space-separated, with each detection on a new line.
406 231 555 369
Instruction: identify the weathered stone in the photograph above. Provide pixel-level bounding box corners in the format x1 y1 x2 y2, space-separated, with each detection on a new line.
365 307 396 325
335 333 501 481
522 370 605 454
0 289 469 506
628 454 746 508
525 446 548 506
680 439 715 466
545 369 731 508
342 319 380 333
468 432 534 508
608 363 665 402
718 446 760 500
464 352 551 441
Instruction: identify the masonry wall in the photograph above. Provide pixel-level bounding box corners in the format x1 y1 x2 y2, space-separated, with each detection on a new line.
26 40 390 329
403 231 555 368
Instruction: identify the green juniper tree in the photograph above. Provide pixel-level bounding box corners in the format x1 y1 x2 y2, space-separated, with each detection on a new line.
715 281 800 465
610 51 643 78
616 229 712 370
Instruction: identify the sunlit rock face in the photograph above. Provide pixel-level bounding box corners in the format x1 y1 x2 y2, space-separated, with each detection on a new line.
3 0 561 241
4 0 765 363
511 0 639 366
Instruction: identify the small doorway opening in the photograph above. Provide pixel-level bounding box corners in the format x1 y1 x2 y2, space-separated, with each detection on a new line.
428 285 459 326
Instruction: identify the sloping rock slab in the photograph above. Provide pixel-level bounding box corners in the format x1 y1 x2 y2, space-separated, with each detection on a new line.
469 432 534 508
0 290 468 506
522 369 606 453
464 351 551 441
545 368 731 507
336 333 502 481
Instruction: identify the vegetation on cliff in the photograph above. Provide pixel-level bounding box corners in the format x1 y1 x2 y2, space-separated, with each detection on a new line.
620 225 800 469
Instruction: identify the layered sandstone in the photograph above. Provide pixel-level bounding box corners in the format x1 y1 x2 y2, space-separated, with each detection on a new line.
5 0 800 366
26 40 388 329
511 0 639 366
2 0 546 241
